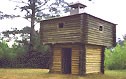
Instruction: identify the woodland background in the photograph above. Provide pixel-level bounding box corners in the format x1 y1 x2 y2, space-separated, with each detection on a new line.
0 0 126 70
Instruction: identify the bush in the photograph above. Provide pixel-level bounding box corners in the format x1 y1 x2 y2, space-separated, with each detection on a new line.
105 41 126 70
0 40 50 68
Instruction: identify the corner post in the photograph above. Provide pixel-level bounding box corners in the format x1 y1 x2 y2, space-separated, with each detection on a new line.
49 44 54 73
101 46 105 74
79 44 86 75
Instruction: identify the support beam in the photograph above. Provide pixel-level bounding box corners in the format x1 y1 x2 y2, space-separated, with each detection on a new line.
79 44 86 75
101 46 105 74
49 44 54 73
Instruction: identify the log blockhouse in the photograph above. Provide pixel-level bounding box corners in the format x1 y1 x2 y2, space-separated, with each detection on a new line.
40 3 116 75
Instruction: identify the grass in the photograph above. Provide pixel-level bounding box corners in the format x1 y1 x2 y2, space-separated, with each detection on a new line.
105 70 126 79
0 69 126 79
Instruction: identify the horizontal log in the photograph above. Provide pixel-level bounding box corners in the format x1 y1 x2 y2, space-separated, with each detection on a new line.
52 69 61 71
86 71 100 74
86 52 101 54
72 72 79 74
86 66 101 69
86 55 101 58
72 58 79 60
86 58 101 61
87 23 113 31
72 59 79 61
87 15 112 24
52 67 61 69
43 27 81 32
53 53 61 55
53 65 61 67
72 64 79 66
72 70 79 72
53 55 61 57
86 62 101 65
46 29 81 34
72 62 79 64
72 67 79 69
86 62 101 67
53 61 61 64
86 60 101 63
86 66 100 69
86 15 114 47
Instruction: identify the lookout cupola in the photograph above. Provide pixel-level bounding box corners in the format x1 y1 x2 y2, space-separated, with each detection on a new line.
69 3 86 15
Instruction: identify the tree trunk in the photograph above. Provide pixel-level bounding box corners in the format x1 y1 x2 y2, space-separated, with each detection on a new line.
29 0 36 52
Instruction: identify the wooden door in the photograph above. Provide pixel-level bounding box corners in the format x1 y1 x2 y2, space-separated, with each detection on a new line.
62 48 72 74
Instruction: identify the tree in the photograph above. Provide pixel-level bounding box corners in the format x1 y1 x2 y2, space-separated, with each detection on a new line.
105 35 126 70
0 11 19 20
11 0 69 52
2 26 30 44
11 0 93 51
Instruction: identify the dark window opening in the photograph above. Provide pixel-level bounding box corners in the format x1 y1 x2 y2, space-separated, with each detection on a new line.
58 23 64 28
99 26 103 31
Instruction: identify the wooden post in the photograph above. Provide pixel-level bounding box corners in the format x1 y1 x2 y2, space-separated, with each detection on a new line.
61 48 64 74
101 46 105 74
49 44 54 73
79 14 86 75
112 25 116 46
79 44 86 75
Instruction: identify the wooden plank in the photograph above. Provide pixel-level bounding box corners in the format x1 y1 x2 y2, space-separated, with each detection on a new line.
53 62 61 64
112 24 116 46
86 15 115 47
86 67 100 70
85 45 102 74
86 58 101 61
86 67 100 69
72 46 79 75
52 45 62 73
53 58 61 61
40 14 82 44
52 69 61 71
53 65 61 68
86 63 101 66
86 71 100 74
53 67 61 69
86 62 101 65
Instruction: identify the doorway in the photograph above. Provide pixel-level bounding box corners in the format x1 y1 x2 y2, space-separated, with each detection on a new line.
62 48 72 74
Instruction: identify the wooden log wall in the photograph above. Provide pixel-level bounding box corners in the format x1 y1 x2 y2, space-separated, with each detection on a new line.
86 14 116 47
85 45 102 74
40 13 116 47
40 15 82 44
50 44 80 74
71 46 80 74
51 45 62 73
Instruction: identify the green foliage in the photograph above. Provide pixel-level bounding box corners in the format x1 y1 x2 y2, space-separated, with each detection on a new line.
0 38 50 68
105 41 126 70
13 0 69 20
0 41 10 58
0 40 26 67
11 43 26 58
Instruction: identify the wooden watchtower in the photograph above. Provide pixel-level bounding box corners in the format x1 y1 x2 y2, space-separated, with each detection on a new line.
40 3 116 75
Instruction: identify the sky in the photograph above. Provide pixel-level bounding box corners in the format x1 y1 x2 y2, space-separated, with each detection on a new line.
0 0 126 40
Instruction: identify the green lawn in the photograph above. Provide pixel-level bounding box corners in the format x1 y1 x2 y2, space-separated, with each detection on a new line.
105 70 126 79
0 69 126 79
